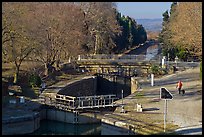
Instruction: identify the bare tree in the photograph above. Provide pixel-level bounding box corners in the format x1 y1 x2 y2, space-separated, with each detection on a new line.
25 3 86 75
79 2 121 54
2 2 35 83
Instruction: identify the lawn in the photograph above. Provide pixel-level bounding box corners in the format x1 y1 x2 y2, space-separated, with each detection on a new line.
2 61 86 101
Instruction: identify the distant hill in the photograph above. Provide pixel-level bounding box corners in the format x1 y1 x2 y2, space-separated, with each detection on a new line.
136 18 162 32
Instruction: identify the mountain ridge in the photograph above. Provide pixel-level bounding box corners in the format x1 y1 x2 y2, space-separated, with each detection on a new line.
136 18 162 32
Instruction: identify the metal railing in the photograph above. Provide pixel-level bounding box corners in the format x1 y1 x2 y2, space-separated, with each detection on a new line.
78 54 151 62
40 94 118 111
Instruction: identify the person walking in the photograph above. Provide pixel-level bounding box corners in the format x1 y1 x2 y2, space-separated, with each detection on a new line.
176 80 183 94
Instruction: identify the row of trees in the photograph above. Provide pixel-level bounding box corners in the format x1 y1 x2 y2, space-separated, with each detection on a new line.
159 2 202 61
113 12 147 53
2 2 147 83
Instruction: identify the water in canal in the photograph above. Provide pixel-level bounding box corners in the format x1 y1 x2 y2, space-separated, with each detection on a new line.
29 120 101 135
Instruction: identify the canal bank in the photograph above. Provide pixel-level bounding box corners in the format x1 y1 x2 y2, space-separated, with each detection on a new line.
2 108 40 135
100 67 202 135
1 73 160 135
2 74 132 135
2 102 106 135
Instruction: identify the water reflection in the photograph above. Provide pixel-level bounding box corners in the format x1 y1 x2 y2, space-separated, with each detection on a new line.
29 120 101 135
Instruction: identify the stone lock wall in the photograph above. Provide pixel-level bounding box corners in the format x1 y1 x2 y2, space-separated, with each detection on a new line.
58 76 97 96
2 112 40 135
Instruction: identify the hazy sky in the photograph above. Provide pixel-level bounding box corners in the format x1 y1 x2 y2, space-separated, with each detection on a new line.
116 2 172 19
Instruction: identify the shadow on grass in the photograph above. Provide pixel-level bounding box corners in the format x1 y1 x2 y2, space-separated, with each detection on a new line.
142 107 160 111
21 86 39 99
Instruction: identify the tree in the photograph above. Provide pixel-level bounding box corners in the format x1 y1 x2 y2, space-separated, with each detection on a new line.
170 2 177 15
162 10 169 22
25 3 86 76
168 2 202 59
79 2 121 54
159 2 202 61
2 2 35 83
113 11 147 53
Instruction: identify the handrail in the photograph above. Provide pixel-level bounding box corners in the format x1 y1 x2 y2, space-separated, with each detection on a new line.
42 94 118 110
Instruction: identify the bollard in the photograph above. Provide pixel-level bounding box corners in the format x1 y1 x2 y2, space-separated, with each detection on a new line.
162 56 167 68
151 74 154 86
20 96 25 103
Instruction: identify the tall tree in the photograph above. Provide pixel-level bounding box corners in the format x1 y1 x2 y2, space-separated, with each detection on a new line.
170 2 177 15
79 2 121 54
168 2 202 59
162 10 169 22
25 3 86 75
159 2 202 61
114 11 147 53
2 2 35 83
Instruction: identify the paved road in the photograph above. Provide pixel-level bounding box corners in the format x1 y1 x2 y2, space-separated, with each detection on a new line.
138 67 202 135
116 66 202 135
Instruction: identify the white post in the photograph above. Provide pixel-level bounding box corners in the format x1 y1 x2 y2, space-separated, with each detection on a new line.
20 96 25 103
164 99 167 133
121 90 125 113
162 56 166 68
68 57 71 63
121 90 124 105
175 56 178 67
78 55 81 61
151 74 154 86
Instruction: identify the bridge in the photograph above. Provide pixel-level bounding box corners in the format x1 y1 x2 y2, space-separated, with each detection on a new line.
76 54 199 75
77 54 160 76
77 54 158 63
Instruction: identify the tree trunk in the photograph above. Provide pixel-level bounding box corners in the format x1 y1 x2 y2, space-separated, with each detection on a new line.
13 66 19 84
94 34 99 54
55 59 60 71
44 63 49 76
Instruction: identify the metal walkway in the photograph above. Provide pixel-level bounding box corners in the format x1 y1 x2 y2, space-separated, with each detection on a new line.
40 94 119 111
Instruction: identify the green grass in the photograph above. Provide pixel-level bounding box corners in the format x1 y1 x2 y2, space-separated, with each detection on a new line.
135 91 144 98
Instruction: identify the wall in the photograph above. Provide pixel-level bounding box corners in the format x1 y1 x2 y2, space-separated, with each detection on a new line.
96 74 131 98
58 76 97 96
2 112 40 135
57 74 131 98
101 121 137 135
40 109 100 124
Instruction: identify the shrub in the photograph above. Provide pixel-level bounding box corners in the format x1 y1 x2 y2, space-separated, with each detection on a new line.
29 74 42 87
150 65 160 75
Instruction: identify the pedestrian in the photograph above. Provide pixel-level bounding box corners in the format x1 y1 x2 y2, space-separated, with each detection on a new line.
176 80 183 94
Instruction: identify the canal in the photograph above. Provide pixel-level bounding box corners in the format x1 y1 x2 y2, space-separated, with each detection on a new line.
29 120 101 135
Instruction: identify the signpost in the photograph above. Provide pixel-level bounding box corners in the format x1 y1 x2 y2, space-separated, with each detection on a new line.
160 87 173 133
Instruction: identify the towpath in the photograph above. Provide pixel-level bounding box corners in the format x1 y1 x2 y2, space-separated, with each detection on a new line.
113 66 202 135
